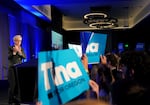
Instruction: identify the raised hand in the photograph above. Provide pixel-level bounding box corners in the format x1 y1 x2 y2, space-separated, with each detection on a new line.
89 79 99 99
81 54 88 72
100 55 107 65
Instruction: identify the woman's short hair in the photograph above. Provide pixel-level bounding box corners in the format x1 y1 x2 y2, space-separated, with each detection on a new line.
13 35 22 41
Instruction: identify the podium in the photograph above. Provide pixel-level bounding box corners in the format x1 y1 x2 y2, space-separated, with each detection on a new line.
15 59 38 103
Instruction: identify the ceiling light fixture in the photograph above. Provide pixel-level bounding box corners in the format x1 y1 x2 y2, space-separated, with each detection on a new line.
83 12 118 29
84 13 108 19
89 22 113 28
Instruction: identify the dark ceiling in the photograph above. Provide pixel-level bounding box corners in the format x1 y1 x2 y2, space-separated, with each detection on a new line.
9 0 150 31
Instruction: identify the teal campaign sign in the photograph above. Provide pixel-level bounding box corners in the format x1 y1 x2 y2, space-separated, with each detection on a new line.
85 33 107 64
38 49 90 105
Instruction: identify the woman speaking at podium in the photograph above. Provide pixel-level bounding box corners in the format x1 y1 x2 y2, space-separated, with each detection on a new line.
8 35 26 105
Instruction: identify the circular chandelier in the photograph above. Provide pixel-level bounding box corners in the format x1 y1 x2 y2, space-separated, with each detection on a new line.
83 12 118 29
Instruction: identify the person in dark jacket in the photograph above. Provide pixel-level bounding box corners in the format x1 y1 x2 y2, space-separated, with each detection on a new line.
8 35 26 105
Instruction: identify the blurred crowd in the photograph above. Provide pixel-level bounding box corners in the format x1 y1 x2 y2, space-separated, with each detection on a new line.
36 50 150 105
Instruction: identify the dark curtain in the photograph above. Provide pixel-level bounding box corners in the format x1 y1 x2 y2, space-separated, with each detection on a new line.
0 12 10 80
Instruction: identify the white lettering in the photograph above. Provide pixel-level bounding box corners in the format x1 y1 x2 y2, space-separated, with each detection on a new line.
86 43 99 53
55 61 82 86
54 65 70 86
41 62 53 91
41 61 83 90
66 62 82 79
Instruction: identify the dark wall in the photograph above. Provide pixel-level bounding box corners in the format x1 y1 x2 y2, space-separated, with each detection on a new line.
63 30 80 49
111 14 150 51
51 6 63 34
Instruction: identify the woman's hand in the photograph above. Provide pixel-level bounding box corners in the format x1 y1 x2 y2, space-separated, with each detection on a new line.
100 55 107 65
36 101 42 105
81 54 89 72
89 80 99 98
